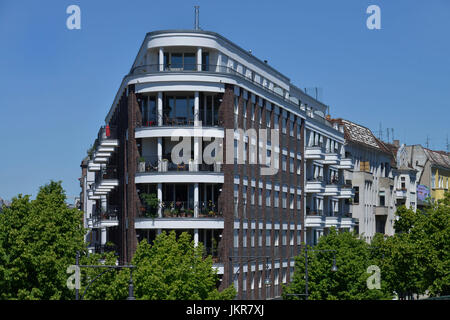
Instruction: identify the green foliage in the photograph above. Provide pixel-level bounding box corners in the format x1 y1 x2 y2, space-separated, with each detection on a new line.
140 193 159 218
283 228 392 300
374 193 450 298
83 231 235 300
0 181 86 300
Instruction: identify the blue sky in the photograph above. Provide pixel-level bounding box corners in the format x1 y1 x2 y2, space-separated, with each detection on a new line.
0 0 449 202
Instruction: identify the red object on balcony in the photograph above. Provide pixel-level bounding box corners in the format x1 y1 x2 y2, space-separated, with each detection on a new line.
105 125 110 137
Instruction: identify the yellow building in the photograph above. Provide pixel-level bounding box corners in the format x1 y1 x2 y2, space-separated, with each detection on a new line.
424 148 450 202
431 167 450 200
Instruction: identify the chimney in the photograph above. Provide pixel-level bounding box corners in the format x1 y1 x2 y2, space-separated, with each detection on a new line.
393 139 400 147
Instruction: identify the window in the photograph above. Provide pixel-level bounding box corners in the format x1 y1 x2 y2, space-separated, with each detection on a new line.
275 230 279 246
140 95 157 124
251 187 255 205
432 171 436 188
401 177 406 190
266 230 271 246
274 114 279 130
290 194 294 210
164 52 196 70
274 191 279 208
258 188 262 207
282 230 287 246
266 109 271 127
163 95 194 124
282 117 287 134
243 100 247 118
290 157 294 173
290 120 294 136
251 103 255 121
282 192 287 209
202 52 209 71
353 186 360 204
258 229 263 247
379 191 385 206
282 155 287 171
266 190 271 206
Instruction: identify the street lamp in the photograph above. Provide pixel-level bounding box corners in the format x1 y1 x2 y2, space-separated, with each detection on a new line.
75 251 136 300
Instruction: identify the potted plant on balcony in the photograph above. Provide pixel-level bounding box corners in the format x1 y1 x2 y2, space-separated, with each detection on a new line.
161 159 169 172
185 209 194 217
138 157 146 173
140 193 159 219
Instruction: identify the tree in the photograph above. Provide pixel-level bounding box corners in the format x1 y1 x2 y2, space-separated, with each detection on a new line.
82 231 235 300
372 195 450 298
0 181 86 300
283 228 392 300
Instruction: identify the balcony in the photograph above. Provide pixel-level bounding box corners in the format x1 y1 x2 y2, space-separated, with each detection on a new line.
323 153 340 165
129 64 293 106
152 201 222 219
395 189 407 199
321 180 340 196
375 206 389 216
305 146 325 160
92 206 119 228
338 185 354 199
337 158 353 170
305 177 325 193
91 126 119 164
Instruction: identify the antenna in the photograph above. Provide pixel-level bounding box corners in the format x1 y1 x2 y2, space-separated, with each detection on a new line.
386 128 390 143
194 6 200 30
446 134 449 153
392 128 394 142
378 122 383 141
426 135 430 149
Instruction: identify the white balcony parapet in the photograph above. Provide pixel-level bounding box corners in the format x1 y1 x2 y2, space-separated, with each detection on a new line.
305 146 325 160
321 184 340 196
337 186 354 199
135 217 224 230
305 179 325 193
323 153 340 165
395 189 407 199
337 158 353 169
135 172 224 184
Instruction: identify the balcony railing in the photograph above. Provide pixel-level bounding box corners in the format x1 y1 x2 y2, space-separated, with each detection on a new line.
139 201 222 218
92 205 119 223
137 156 223 174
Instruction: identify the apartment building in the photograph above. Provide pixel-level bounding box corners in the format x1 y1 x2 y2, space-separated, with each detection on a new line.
384 141 418 211
79 30 356 299
329 119 396 242
403 145 450 207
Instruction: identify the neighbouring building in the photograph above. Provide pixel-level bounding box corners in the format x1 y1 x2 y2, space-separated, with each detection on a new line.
403 145 450 207
329 118 396 242
79 29 356 299
384 141 418 211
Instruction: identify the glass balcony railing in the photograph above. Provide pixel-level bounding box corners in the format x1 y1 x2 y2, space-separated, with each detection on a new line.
137 156 223 174
129 64 293 106
138 201 222 218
